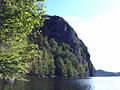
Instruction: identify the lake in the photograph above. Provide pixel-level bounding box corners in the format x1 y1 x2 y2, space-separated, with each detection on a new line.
0 76 120 90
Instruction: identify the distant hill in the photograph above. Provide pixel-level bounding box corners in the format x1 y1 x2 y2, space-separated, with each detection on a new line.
96 70 120 76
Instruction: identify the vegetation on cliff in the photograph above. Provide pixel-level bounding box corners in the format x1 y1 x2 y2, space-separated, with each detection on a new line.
28 16 95 77
29 34 88 77
0 0 95 80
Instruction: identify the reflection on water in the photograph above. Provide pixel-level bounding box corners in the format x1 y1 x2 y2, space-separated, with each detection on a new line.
0 77 120 90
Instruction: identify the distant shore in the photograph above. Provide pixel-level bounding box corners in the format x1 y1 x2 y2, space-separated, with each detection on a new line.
96 69 120 76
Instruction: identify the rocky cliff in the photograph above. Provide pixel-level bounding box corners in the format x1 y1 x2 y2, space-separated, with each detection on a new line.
39 15 95 76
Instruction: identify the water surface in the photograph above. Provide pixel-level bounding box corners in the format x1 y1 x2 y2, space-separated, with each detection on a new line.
0 76 120 90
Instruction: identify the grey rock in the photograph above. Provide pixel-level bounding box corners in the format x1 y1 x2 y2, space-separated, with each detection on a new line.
41 15 95 76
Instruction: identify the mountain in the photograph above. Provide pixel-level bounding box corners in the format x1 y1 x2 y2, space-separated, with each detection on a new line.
96 70 120 76
29 15 95 77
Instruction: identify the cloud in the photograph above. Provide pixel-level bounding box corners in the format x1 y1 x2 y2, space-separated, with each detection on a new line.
62 16 81 22
71 10 120 72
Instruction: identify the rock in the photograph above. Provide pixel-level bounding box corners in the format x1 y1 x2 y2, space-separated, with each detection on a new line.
40 15 95 76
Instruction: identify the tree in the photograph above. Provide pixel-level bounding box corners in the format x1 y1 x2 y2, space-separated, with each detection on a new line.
0 0 46 80
55 56 67 76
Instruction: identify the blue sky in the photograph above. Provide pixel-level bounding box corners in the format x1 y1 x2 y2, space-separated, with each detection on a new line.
45 0 116 21
43 0 120 72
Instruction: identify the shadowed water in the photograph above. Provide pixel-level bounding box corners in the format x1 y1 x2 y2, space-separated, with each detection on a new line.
0 77 120 90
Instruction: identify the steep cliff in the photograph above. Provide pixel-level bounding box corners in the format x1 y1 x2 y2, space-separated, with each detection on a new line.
29 15 95 77
40 15 95 76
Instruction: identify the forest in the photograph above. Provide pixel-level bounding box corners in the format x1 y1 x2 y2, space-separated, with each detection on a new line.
0 0 95 80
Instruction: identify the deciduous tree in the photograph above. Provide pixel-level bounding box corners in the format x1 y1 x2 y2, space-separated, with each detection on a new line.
0 0 46 79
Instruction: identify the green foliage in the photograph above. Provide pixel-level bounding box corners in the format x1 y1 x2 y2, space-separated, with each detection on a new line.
49 38 58 55
64 58 73 77
27 31 89 77
0 0 91 78
39 48 55 76
0 0 46 79
28 34 55 77
55 56 67 76
32 35 88 77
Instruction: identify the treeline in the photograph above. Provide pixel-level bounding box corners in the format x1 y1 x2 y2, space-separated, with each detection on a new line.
28 33 88 77
0 0 89 80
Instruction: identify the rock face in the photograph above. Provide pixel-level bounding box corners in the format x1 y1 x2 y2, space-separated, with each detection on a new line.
41 15 95 76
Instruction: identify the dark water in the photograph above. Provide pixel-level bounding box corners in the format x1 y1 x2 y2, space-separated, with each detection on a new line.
0 77 120 90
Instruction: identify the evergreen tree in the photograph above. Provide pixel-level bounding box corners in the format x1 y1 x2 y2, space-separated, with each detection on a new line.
55 56 67 76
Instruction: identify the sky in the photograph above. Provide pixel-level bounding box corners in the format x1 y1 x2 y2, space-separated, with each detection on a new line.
44 0 120 72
